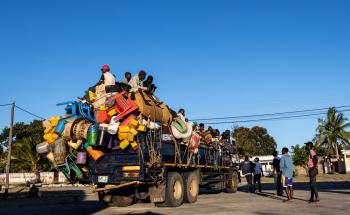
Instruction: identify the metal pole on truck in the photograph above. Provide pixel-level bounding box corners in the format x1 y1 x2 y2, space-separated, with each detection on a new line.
4 101 15 198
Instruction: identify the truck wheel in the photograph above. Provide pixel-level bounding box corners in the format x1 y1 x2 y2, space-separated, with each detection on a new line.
226 171 239 193
183 171 199 203
164 172 184 207
109 194 134 207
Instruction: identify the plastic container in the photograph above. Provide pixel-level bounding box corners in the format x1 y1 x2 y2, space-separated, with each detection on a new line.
137 124 146 132
119 139 129 149
118 126 130 133
84 143 104 161
129 128 138 136
55 119 67 134
130 141 138 150
36 141 49 154
107 116 120 135
87 125 98 146
118 132 128 140
129 119 139 128
96 111 111 124
96 124 111 148
76 152 87 164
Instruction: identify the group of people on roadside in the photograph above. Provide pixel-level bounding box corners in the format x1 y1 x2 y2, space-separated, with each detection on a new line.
242 141 320 203
241 156 264 193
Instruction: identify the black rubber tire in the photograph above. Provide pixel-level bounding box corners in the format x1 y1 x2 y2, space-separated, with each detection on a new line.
183 171 199 203
226 171 239 193
109 194 134 207
164 172 184 207
98 191 104 201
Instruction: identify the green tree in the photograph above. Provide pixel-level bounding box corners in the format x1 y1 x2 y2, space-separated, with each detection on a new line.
314 107 350 159
0 120 53 173
233 126 277 156
291 144 307 166
11 137 41 173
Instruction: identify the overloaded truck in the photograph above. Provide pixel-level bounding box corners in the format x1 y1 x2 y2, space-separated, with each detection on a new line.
38 80 240 207
90 129 240 207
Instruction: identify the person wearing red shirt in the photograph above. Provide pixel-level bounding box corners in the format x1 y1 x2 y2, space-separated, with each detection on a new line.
305 142 320 203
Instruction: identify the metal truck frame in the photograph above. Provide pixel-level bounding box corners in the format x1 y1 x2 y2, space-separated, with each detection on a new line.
85 128 239 207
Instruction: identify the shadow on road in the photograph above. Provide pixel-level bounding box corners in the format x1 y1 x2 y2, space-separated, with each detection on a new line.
238 181 350 201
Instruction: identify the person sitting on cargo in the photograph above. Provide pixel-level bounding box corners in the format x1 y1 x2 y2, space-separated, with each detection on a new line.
143 76 158 95
206 126 214 135
97 64 116 87
143 75 153 89
120 72 132 85
129 70 148 92
178 108 186 121
198 123 205 133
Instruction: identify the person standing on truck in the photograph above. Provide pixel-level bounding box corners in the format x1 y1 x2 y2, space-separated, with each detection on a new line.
272 150 283 196
305 142 320 203
241 155 255 193
129 70 147 92
280 147 294 202
253 157 264 193
120 72 132 85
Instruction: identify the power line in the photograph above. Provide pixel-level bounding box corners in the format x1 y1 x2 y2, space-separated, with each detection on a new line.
15 105 45 120
0 103 11 107
193 104 350 121
202 109 350 125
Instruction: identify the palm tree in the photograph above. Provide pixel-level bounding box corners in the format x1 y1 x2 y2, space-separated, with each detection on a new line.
11 137 42 182
315 107 350 159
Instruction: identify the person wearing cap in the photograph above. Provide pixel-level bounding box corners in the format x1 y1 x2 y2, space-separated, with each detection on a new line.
121 72 132 85
305 141 320 203
129 70 147 92
97 65 116 86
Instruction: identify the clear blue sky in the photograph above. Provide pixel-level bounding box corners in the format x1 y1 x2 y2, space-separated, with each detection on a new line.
1 0 350 150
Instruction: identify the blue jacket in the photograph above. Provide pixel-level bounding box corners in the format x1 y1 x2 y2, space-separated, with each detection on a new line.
280 154 294 178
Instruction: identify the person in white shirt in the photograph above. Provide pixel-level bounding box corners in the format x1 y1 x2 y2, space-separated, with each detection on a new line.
129 70 147 92
97 64 116 86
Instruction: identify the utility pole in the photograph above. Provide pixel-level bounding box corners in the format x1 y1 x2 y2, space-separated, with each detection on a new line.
4 101 15 198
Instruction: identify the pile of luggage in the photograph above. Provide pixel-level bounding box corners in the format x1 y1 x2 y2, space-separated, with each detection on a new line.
36 66 199 181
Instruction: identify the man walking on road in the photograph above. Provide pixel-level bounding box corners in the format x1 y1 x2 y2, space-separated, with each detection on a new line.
272 150 283 196
241 155 255 193
253 157 263 193
280 147 294 202
305 142 320 203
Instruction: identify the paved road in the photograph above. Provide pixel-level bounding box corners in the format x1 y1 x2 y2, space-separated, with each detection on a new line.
0 181 349 215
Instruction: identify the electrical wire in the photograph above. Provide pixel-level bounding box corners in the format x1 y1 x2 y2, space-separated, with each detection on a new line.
0 103 11 107
15 105 45 120
202 109 350 125
192 104 350 121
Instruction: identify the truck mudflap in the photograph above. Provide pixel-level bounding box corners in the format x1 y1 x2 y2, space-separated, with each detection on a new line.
149 184 166 203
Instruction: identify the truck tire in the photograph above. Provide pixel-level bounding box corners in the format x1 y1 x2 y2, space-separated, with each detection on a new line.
183 171 199 203
109 194 134 207
226 171 239 193
164 172 184 207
